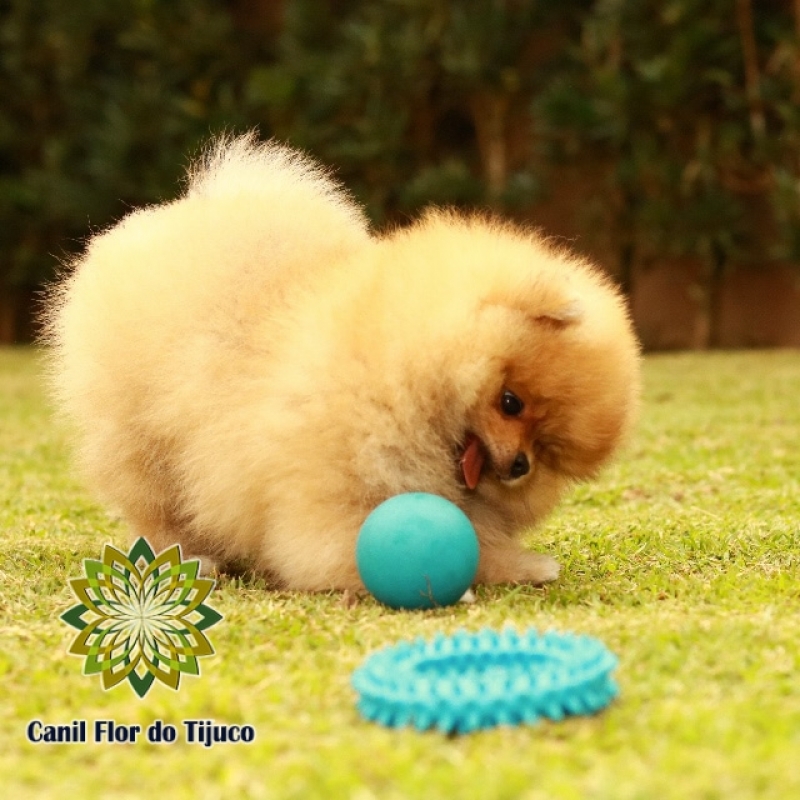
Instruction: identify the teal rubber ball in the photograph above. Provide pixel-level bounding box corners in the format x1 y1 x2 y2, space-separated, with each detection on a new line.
356 493 480 609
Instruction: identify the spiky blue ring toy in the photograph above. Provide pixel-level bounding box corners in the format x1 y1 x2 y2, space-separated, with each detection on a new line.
352 628 619 734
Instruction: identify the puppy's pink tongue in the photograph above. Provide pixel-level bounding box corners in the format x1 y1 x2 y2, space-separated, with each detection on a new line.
460 435 485 490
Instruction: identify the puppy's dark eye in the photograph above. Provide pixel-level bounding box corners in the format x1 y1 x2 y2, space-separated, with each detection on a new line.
500 390 524 417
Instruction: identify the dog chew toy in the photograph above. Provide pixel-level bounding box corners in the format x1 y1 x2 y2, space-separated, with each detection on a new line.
356 493 480 609
352 628 619 734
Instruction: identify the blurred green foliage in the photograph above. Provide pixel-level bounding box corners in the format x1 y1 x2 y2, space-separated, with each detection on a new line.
0 0 271 286
536 0 800 266
2 0 800 302
262 0 575 218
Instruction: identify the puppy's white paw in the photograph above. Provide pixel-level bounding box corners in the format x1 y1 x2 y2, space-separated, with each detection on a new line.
511 552 561 585
476 549 561 586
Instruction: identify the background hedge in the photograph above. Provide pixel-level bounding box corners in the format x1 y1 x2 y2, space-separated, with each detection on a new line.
2 0 799 341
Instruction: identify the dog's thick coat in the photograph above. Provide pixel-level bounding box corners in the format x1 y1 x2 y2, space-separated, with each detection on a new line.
44 135 640 590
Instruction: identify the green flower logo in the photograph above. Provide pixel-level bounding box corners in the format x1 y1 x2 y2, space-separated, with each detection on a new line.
61 538 223 698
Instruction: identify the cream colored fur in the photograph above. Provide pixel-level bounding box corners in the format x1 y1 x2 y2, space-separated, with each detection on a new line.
44 134 641 591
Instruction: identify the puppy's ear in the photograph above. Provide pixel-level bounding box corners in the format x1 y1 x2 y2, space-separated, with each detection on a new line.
474 297 582 356
534 299 584 329
484 281 584 331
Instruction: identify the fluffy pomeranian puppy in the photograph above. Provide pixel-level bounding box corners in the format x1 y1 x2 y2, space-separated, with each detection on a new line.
44 134 640 591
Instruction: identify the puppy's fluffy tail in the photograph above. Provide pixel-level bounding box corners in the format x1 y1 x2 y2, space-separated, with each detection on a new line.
185 131 368 233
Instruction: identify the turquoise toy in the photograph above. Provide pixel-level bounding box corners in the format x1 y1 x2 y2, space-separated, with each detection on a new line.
356 493 479 609
352 628 619 734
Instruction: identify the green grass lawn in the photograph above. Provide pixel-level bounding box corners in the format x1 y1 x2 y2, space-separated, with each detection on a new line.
1 347 799 799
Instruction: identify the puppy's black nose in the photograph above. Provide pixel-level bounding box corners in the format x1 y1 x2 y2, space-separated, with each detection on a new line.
509 453 530 479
